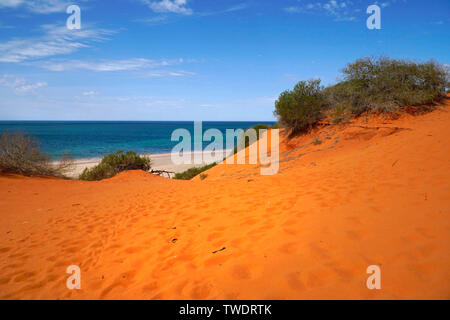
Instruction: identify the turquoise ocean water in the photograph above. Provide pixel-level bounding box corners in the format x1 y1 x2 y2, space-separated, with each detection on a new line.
0 121 275 160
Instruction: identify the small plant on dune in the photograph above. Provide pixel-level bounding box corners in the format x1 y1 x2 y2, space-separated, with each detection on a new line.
173 162 216 180
79 150 151 181
0 131 73 177
274 79 327 136
313 138 322 145
327 103 352 124
199 173 208 180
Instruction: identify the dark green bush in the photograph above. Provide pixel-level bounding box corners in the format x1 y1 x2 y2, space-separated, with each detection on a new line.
274 79 327 135
173 162 216 180
0 131 73 177
274 57 449 131
250 124 271 134
330 57 449 115
327 103 352 124
79 150 151 181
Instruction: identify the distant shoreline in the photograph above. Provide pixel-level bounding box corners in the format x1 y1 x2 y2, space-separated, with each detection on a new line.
0 120 274 165
57 149 232 179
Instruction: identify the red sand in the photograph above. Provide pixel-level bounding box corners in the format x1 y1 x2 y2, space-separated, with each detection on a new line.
0 99 449 299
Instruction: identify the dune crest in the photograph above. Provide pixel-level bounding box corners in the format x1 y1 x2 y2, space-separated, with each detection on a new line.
0 98 449 299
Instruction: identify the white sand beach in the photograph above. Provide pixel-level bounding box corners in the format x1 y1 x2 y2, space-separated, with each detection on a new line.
61 150 232 179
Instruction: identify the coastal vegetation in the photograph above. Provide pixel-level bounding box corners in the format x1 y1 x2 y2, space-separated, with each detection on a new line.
173 162 217 180
79 150 151 181
232 123 272 155
275 56 449 135
274 79 326 135
0 131 73 177
174 123 276 180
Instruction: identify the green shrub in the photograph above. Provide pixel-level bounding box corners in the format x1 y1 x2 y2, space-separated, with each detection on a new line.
199 173 208 180
173 162 216 180
0 131 73 177
274 57 449 134
274 79 327 135
328 103 352 124
79 150 151 181
250 124 271 134
329 56 449 115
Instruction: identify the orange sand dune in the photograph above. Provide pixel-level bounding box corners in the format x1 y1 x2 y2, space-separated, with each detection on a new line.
0 99 449 300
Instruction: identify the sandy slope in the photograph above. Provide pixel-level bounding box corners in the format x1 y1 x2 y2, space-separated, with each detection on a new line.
0 99 449 299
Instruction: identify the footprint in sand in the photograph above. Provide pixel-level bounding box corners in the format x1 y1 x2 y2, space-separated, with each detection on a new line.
286 272 306 291
231 265 251 280
190 283 212 299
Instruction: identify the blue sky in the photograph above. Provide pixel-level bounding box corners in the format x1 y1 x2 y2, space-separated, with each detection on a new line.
0 0 448 121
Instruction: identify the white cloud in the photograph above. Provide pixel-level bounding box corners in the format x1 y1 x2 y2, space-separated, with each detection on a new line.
142 0 192 15
0 0 25 8
82 90 98 96
284 6 303 13
285 1 356 22
0 74 47 94
198 3 248 16
26 0 70 13
0 0 71 14
34 58 195 78
0 24 113 63
138 2 247 23
135 15 169 26
35 58 185 72
222 4 247 13
136 69 195 77
14 81 47 93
